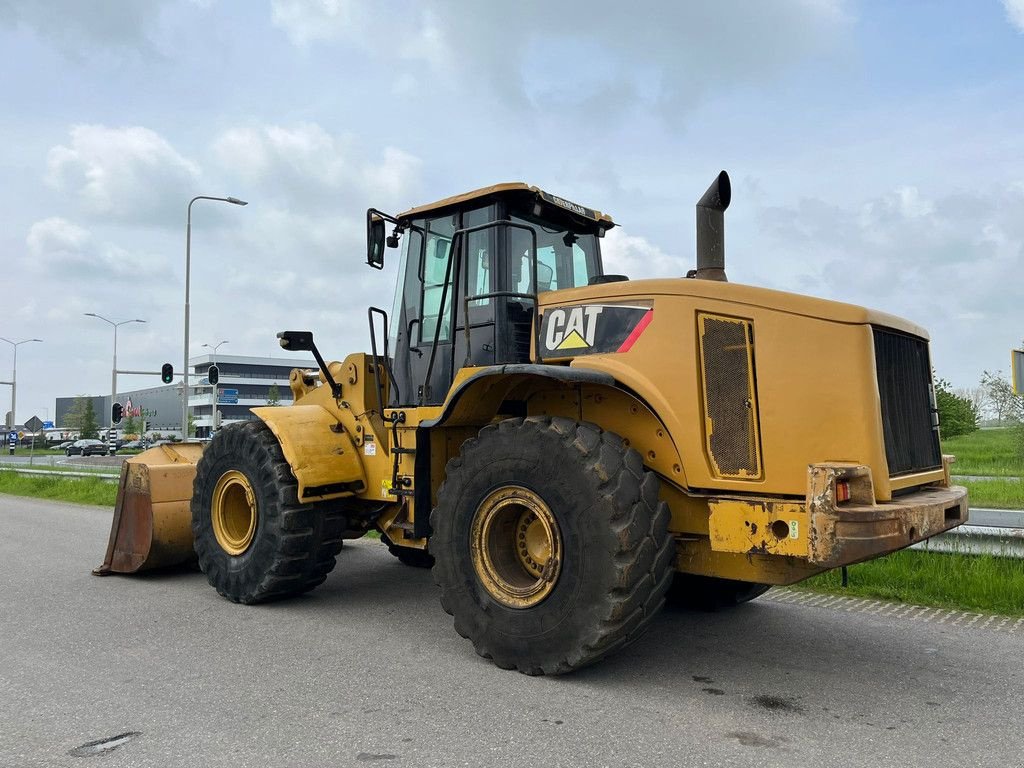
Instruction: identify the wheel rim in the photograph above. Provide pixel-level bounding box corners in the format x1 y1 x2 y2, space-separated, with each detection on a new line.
470 485 562 609
211 470 258 555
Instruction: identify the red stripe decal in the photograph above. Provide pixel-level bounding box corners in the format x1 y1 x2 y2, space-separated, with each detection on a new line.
616 309 653 353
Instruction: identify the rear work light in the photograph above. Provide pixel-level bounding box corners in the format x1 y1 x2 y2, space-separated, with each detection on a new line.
835 480 852 503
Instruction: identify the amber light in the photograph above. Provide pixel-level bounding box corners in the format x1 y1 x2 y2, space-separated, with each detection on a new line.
836 480 851 503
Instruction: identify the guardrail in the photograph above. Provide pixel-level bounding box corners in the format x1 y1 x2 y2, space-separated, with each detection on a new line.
0 466 120 482
913 507 1024 558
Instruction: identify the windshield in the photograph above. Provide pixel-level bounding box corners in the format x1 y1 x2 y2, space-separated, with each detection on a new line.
507 213 601 294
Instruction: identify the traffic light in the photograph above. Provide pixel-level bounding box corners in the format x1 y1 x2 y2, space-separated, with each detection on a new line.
208 364 219 386
161 363 174 384
111 402 123 424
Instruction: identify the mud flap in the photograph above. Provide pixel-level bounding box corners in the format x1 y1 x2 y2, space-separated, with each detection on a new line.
92 443 205 575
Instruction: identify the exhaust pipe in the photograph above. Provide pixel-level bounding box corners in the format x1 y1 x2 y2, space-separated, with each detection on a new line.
695 170 731 282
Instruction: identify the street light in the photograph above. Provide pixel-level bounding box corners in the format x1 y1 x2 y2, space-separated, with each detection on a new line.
0 337 42 430
183 195 248 440
84 314 146 431
202 340 229 434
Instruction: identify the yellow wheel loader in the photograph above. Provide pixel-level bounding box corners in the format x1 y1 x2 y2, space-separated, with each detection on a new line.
95 172 968 674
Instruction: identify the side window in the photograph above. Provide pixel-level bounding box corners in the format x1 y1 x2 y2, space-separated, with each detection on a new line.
508 215 599 293
536 246 558 291
467 231 491 307
571 243 590 288
463 206 494 310
421 231 452 342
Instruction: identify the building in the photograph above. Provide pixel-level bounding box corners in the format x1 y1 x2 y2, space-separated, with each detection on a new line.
188 353 315 437
55 353 315 439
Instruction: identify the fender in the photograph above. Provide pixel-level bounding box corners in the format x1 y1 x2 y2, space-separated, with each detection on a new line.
251 405 367 501
421 364 615 428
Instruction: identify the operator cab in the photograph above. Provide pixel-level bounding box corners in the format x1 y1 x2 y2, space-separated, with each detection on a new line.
367 184 616 407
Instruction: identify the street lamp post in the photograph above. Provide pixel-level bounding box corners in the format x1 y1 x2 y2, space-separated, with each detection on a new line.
85 315 146 436
202 340 229 434
183 195 248 440
0 337 42 432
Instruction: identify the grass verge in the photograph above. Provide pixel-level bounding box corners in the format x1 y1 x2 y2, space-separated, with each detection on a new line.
942 427 1024 477
0 471 117 507
794 548 1024 616
959 478 1024 509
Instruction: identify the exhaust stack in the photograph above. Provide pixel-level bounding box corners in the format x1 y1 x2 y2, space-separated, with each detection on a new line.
695 170 731 282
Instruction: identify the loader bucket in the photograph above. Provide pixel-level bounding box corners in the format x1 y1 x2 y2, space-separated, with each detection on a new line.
92 443 205 575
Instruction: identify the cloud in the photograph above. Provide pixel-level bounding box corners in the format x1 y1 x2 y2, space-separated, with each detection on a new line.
212 122 421 210
601 229 685 280
25 217 175 283
752 182 1024 385
0 0 175 54
1004 0 1024 32
269 0 852 118
270 0 365 46
46 125 201 225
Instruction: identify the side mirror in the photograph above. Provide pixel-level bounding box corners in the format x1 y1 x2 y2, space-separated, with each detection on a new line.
277 330 315 352
367 212 386 270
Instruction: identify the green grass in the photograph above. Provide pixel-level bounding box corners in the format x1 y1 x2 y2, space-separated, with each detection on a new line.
960 478 1024 509
795 548 1024 616
0 471 117 506
942 427 1024 477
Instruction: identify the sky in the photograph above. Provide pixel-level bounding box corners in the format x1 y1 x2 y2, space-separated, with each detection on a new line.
1 0 1022 425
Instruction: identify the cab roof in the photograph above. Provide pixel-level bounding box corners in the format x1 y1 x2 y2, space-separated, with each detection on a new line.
396 182 616 229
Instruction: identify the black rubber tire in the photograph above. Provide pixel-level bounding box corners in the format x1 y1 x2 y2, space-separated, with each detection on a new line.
665 573 771 611
380 531 435 568
430 416 674 675
191 420 346 604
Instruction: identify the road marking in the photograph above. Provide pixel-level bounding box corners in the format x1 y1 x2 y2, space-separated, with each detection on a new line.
767 589 1020 633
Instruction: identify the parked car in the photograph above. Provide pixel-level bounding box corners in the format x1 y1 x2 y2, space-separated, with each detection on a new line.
120 440 146 450
66 439 107 457
54 441 75 451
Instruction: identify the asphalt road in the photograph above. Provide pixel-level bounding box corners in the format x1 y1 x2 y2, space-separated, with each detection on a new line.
1 494 1022 768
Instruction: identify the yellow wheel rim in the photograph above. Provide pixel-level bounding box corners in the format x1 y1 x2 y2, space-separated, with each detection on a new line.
470 486 562 609
211 470 258 555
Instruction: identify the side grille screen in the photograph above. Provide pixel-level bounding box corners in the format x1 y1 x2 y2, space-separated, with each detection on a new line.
873 328 942 476
698 314 763 479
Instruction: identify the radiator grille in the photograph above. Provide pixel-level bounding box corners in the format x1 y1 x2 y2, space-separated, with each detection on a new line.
698 314 762 479
873 328 942 476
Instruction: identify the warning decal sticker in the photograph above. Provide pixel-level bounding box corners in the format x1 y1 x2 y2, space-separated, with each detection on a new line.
539 304 653 358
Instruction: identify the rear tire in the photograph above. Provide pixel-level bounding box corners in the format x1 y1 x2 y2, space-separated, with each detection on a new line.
430 416 674 675
380 531 435 568
191 421 346 604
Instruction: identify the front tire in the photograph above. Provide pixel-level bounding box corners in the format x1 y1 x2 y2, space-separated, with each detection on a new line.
191 421 346 604
430 416 674 675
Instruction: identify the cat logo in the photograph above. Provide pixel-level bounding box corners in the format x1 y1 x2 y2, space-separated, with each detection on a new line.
544 306 603 351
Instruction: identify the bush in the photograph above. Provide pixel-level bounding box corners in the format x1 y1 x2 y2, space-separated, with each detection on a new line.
935 377 977 438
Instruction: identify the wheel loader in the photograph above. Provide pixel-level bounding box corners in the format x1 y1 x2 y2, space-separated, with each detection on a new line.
95 172 968 675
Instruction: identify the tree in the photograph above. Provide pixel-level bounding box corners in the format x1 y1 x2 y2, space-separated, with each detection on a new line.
266 383 281 406
980 370 1024 425
122 413 139 438
64 396 85 433
64 396 98 437
79 399 99 439
935 378 977 438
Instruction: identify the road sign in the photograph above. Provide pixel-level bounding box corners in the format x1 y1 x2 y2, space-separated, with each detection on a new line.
25 415 43 433
218 388 239 405
42 420 53 429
